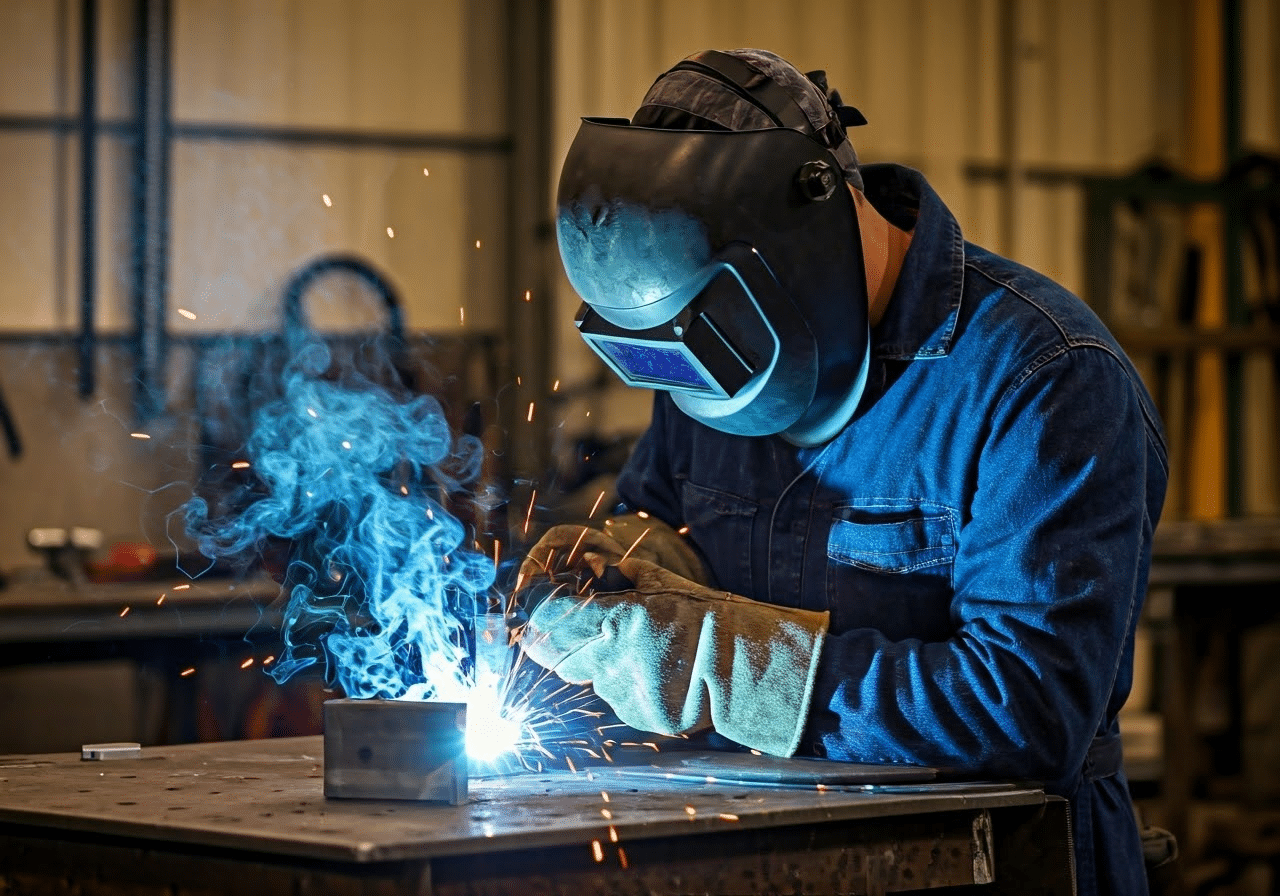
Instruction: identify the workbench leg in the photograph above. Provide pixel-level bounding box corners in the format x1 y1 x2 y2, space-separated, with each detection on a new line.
946 800 1076 896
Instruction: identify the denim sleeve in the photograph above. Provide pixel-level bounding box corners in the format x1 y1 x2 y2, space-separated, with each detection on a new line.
615 393 685 530
805 346 1165 786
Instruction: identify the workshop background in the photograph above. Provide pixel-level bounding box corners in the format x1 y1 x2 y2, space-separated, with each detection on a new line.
0 0 1278 891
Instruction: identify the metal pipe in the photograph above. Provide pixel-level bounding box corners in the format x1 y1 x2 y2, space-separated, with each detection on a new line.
0 379 21 458
132 0 172 420
503 0 554 482
77 0 98 398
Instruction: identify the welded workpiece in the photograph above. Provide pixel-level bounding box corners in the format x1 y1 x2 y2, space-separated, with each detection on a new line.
323 699 467 804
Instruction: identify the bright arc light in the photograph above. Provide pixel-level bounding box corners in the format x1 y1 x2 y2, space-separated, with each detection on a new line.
466 701 523 764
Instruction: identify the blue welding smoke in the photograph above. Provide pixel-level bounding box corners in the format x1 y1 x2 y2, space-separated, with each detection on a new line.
183 337 495 702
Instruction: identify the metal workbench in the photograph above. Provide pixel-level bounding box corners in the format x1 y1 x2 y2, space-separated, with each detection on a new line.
0 736 1074 895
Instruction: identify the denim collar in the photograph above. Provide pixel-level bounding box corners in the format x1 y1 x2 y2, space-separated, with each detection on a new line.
861 164 965 360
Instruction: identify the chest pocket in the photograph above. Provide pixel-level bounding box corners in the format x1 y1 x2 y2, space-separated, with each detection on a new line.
825 501 958 640
827 502 957 574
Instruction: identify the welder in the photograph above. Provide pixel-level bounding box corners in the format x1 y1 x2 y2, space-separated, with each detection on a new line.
518 48 1167 895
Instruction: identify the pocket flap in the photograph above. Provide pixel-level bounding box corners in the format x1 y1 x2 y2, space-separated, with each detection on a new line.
827 504 956 574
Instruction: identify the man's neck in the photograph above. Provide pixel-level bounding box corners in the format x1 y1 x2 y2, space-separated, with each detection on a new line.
852 187 912 327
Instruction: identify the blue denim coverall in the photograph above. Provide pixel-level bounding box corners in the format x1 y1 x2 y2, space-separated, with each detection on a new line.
615 164 1169 895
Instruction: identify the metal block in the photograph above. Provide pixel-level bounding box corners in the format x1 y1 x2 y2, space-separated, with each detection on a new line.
80 742 142 761
323 699 467 804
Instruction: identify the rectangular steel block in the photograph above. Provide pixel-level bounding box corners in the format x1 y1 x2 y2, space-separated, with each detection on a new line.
323 698 467 804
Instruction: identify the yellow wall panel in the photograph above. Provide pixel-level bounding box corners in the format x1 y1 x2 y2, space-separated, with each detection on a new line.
0 134 72 330
1243 0 1279 150
0 1 68 115
167 143 505 334
172 0 506 136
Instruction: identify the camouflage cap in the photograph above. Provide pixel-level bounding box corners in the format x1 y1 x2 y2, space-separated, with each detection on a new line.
632 48 867 191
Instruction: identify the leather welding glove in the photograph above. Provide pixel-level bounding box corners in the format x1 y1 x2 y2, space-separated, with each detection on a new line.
518 513 709 588
520 554 829 757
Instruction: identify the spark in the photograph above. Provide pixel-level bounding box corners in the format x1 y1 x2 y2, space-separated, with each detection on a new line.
552 379 560 391
719 813 739 822
621 741 661 752
600 808 613 820
422 168 429 177
322 193 333 207
307 407 318 418
523 490 536 535
608 825 618 842
177 308 197 321
636 511 649 519
566 756 577 773
180 667 196 677
492 539 501 568
119 606 130 617
601 791 610 802
588 491 606 519
591 841 603 863
816 783 828 792
527 402 535 423
677 526 690 535
400 485 409 496
342 440 352 450
174 584 190 591
618 847 629 869
566 526 590 565
523 289 531 301
684 805 697 818
474 239 482 249
617 528 652 563
130 432 151 440
156 594 166 605
387 227 395 238
459 307 465 325
241 658 254 669
231 461 250 470
263 655 275 665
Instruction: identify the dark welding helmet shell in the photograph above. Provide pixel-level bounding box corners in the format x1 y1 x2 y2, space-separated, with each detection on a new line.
557 117 868 444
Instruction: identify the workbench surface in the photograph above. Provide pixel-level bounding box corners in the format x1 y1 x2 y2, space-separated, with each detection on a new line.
0 736 1076 894
0 736 1031 861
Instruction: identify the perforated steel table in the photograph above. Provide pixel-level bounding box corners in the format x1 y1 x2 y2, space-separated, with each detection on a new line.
0 736 1074 895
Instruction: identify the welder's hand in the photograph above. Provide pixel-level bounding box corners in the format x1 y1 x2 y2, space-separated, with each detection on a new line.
517 513 709 590
520 555 829 757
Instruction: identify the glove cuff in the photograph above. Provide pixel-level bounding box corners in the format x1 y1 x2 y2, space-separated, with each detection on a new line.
709 605 829 757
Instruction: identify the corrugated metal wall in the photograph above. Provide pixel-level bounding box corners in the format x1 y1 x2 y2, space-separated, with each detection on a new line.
549 0 1280 443
0 0 510 335
168 0 510 335
0 0 517 568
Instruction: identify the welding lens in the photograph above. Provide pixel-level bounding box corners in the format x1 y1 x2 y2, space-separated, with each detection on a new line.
575 250 779 399
595 340 719 392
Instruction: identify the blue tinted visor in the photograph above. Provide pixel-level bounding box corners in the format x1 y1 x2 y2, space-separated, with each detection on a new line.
574 244 781 399
595 340 720 393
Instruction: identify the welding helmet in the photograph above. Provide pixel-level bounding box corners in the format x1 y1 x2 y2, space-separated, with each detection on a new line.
557 49 870 445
